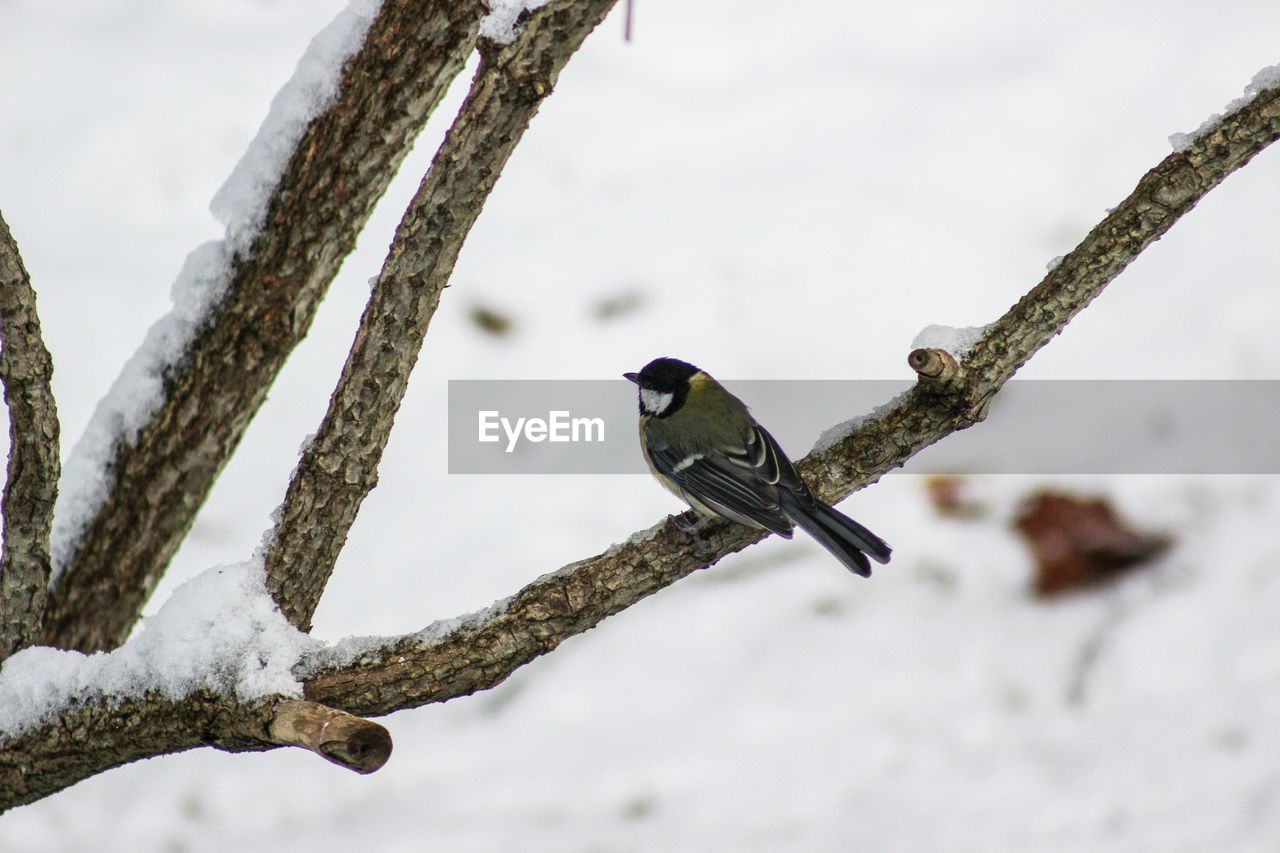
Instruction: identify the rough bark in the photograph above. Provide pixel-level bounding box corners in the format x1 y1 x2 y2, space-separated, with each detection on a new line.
0 693 383 811
0 211 60 660
263 0 621 631
40 0 485 654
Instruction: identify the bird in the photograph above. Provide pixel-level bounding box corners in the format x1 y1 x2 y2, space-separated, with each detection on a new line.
624 357 891 576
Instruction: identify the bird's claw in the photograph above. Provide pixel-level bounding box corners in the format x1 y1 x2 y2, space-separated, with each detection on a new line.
672 510 706 534
672 510 717 556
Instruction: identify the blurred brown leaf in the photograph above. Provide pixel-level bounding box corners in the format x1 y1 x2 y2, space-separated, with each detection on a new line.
1014 491 1172 598
924 475 988 519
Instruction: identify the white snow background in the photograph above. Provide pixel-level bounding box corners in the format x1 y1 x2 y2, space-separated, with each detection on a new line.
2 0 1280 850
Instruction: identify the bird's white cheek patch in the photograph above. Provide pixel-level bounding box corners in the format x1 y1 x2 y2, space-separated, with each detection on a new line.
640 388 674 415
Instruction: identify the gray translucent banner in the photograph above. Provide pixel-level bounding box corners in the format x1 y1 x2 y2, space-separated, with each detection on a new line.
447 380 1280 474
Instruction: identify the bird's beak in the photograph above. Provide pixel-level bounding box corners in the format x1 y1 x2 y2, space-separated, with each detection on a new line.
623 372 640 384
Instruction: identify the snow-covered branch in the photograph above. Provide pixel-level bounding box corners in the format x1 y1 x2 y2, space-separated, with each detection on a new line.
0 559 387 809
41 0 486 655
5 63 1278 799
0 688 389 812
0 211 59 661
262 0 622 631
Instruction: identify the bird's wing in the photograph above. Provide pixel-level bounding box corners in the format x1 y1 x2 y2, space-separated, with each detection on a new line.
648 427 794 535
731 423 815 502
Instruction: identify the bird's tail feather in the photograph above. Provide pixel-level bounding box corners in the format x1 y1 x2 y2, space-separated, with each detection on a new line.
780 492 892 578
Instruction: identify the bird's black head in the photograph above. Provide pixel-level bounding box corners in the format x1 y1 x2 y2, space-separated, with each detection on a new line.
624 357 701 416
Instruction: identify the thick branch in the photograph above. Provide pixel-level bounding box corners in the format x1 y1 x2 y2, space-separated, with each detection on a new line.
4 70 1276 816
0 692 256 812
42 0 485 654
263 0 620 630
0 692 385 811
0 211 59 660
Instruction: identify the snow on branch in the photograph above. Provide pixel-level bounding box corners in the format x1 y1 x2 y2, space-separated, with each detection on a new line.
212 0 385 256
479 0 554 44
1169 63 1280 152
0 560 315 741
50 3 383 584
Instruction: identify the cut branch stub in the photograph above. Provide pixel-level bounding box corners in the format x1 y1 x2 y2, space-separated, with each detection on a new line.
908 347 960 382
267 699 392 774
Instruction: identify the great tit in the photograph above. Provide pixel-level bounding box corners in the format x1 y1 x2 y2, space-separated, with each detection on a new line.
624 357 891 576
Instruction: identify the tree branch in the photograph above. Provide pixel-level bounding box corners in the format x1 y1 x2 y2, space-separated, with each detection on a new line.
42 0 486 654
0 692 387 811
966 82 1280 389
0 211 59 661
256 80 1280 718
263 0 621 630
4 63 1276 817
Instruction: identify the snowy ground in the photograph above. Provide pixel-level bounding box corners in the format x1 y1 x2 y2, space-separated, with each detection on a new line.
2 0 1280 850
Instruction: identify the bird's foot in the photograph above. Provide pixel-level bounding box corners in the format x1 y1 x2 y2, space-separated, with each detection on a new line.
672 509 711 535
672 510 717 556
